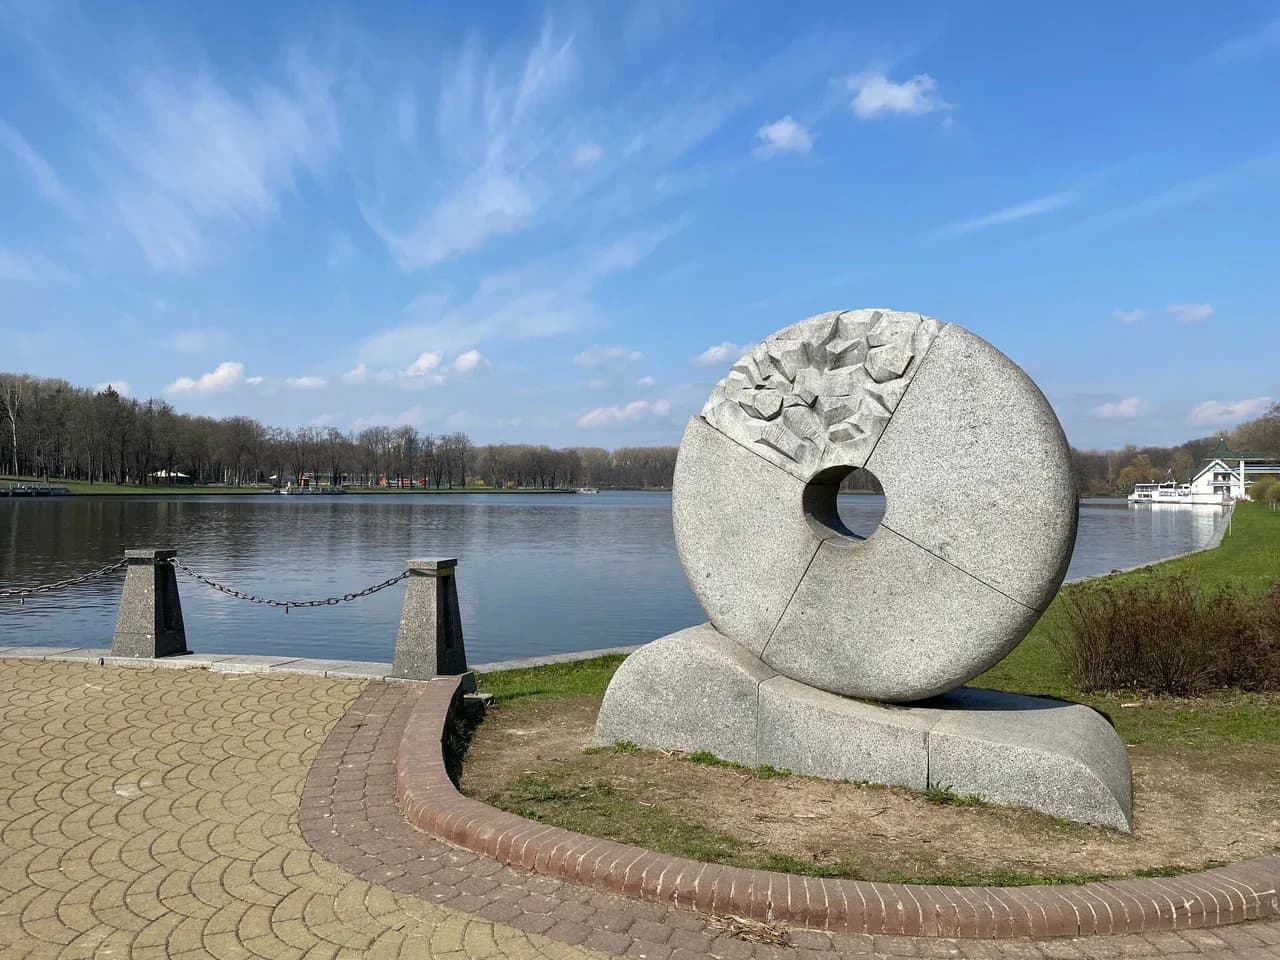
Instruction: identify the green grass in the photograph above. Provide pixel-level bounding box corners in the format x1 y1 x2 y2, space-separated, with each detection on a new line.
477 503 1280 748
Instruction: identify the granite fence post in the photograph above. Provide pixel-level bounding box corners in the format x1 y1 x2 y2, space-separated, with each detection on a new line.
392 558 474 687
111 548 188 658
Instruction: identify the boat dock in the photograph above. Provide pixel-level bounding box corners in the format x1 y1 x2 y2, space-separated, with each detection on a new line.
0 484 71 497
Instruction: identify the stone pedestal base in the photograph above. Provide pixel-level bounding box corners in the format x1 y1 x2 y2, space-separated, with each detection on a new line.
595 624 1133 832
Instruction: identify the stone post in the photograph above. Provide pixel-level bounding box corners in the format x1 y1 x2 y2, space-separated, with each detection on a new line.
392 558 474 687
111 548 188 658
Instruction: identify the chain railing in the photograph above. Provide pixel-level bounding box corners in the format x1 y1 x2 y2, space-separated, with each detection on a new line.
0 558 128 602
170 559 409 614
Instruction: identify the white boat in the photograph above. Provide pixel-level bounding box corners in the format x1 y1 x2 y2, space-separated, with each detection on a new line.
574 487 599 494
1128 481 1227 506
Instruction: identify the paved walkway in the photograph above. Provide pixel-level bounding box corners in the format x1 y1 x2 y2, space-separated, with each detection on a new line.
1 659 1277 959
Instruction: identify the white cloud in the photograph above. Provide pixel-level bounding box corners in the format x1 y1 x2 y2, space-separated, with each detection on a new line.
588 378 607 390
1190 397 1272 425
1213 16 1280 63
848 72 951 120
98 60 338 269
341 363 369 384
0 120 80 221
572 142 603 168
285 376 327 389
577 398 672 428
636 375 656 388
935 190 1076 236
0 247 73 284
403 352 443 377
695 341 746 366
573 345 644 368
1112 308 1146 325
94 380 131 397
1092 396 1146 420
453 349 488 373
246 376 264 385
165 328 225 353
1166 303 1214 324
754 116 812 157
166 360 245 394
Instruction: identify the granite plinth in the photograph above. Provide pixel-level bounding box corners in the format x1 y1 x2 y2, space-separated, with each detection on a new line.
392 557 474 688
594 625 1133 830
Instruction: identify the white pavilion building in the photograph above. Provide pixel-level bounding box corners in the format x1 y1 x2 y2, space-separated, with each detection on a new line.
1187 438 1280 501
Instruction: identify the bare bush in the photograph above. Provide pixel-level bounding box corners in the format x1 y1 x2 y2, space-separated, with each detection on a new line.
1055 574 1280 696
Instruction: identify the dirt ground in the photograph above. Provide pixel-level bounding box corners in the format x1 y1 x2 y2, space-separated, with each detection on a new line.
459 695 1280 884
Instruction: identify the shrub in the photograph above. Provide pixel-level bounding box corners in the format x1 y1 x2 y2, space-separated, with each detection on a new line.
1054 574 1280 696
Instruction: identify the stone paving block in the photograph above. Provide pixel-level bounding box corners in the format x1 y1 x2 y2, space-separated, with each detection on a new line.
209 655 303 674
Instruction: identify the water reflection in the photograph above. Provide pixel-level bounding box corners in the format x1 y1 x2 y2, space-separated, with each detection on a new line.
0 493 1230 661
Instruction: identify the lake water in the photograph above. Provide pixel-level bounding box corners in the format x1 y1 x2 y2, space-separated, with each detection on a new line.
0 493 1230 663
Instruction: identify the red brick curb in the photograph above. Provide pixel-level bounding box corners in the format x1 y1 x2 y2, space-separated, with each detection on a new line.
395 675 1280 940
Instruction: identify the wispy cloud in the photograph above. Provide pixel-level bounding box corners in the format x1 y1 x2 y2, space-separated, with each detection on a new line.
1112 308 1146 325
1189 396 1272 425
285 375 327 389
847 72 951 120
1092 396 1146 420
573 345 643 368
95 59 339 269
1212 16 1280 63
0 120 80 220
453 349 488 373
935 190 1077 236
577 398 671 428
0 247 73 284
165 327 226 353
166 360 245 394
695 341 747 366
636 375 656 388
1166 302 1214 324
572 142 603 168
94 380 131 397
754 116 812 157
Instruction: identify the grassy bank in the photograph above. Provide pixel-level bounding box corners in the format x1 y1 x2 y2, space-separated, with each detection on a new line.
464 503 1280 885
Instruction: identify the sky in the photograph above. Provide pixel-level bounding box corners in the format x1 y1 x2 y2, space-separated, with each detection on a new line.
1 1 1277 451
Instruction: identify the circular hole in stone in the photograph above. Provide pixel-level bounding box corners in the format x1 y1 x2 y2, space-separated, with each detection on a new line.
802 466 886 540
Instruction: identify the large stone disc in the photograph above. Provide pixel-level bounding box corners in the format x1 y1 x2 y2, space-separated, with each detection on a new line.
674 308 1077 702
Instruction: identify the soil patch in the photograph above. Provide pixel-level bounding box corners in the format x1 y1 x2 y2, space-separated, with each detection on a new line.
458 694 1280 886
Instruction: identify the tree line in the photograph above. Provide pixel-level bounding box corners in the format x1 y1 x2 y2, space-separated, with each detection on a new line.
0 372 678 489
2 371 1276 494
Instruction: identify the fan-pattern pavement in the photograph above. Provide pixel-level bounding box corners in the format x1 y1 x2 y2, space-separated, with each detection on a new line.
0 659 1276 960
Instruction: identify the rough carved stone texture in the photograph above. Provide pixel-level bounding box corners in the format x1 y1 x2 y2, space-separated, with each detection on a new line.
702 308 942 481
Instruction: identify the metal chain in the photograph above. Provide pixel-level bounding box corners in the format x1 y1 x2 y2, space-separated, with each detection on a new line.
171 559 408 613
0 557 129 600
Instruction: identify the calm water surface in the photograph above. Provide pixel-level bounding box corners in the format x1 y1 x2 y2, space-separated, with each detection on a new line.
0 493 1230 662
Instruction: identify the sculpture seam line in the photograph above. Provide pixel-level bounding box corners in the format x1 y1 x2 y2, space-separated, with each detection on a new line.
879 521 1045 615
758 536 828 664
856 321 949 473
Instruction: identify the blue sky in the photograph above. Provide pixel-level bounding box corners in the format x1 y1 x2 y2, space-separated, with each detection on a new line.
1 1 1277 450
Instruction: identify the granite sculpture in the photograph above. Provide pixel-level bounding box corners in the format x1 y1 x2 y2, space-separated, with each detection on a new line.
595 309 1134 831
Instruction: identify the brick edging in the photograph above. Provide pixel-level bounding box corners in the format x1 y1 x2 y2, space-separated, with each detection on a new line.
394 675 1280 940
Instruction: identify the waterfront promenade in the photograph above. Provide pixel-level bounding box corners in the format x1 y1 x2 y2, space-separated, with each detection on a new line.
1 656 1276 960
